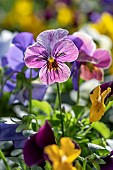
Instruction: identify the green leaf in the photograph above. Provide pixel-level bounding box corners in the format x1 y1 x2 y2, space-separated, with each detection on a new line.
93 161 100 170
31 100 52 115
16 122 30 132
72 105 85 119
31 165 43 170
91 121 110 139
88 143 110 156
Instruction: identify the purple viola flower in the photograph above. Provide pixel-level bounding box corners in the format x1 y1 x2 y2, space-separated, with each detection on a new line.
0 123 26 149
23 121 56 167
68 32 112 90
100 150 113 170
6 32 38 78
10 83 47 105
24 29 79 85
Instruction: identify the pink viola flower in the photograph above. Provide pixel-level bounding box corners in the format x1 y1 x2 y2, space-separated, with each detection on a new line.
69 32 112 81
24 29 79 85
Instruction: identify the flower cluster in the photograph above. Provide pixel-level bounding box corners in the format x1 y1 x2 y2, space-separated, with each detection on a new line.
0 28 113 170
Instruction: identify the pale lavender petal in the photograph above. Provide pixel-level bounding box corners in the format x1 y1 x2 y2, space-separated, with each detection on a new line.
24 43 48 68
93 49 112 68
36 29 68 53
73 32 96 55
52 39 78 62
7 45 24 70
39 62 70 85
12 32 34 52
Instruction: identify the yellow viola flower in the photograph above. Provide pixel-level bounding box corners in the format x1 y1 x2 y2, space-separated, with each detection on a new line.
44 137 81 170
90 85 111 123
56 3 74 27
91 12 113 40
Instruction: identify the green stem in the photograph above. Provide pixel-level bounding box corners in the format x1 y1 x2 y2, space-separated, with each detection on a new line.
82 160 86 170
76 68 80 105
0 149 11 170
29 68 32 114
56 83 64 137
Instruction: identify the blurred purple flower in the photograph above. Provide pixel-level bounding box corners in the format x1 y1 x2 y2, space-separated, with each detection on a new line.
24 29 79 85
10 83 47 105
101 150 113 170
6 32 38 78
23 121 56 167
68 32 112 90
0 123 26 149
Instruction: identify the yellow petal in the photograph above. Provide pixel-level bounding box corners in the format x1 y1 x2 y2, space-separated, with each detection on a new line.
101 87 111 103
90 86 101 103
53 162 77 170
44 144 61 162
90 101 105 123
60 137 81 162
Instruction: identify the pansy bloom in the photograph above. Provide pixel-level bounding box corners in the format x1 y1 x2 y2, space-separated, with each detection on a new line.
68 32 111 90
44 137 81 170
23 121 56 167
89 81 113 122
24 29 79 85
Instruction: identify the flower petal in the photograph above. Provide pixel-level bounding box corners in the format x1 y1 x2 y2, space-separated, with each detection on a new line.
52 39 78 62
73 32 96 55
6 45 24 71
90 101 105 122
80 65 104 81
23 135 44 167
35 121 56 148
24 43 48 68
36 29 68 53
39 63 71 85
67 35 83 50
93 49 112 68
12 32 34 52
71 62 81 91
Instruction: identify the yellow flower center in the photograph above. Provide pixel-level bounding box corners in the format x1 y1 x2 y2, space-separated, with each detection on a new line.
47 57 59 71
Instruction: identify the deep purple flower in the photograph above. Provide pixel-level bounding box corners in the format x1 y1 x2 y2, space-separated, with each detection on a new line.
100 150 113 170
0 123 26 149
24 29 79 85
68 32 112 90
23 121 56 167
6 32 37 78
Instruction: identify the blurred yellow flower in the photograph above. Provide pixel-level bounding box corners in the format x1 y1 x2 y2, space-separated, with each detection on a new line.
1 0 45 37
44 137 81 170
91 12 113 40
56 3 74 26
90 86 111 123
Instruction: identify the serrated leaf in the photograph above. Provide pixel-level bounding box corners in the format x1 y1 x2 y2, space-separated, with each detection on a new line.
91 121 110 139
31 100 52 115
